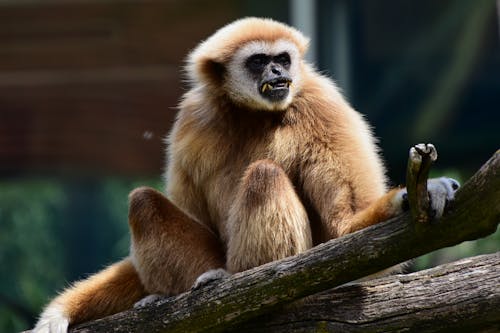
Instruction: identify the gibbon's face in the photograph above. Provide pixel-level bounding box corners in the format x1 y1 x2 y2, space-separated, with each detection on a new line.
225 39 302 111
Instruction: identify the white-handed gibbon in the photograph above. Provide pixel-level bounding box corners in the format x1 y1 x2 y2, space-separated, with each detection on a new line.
34 17 459 332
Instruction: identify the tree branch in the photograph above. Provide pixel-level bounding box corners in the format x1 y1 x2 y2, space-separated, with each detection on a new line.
66 150 499 333
236 252 500 333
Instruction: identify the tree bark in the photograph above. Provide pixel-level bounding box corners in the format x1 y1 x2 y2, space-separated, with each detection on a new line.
236 253 500 333
65 150 499 333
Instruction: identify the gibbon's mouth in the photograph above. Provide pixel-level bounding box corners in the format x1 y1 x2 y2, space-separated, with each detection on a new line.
259 78 292 101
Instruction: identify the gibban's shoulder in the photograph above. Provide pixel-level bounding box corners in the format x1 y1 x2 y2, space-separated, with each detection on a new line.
293 66 350 118
301 65 345 104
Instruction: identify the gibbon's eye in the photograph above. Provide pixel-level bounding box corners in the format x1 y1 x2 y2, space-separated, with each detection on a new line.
246 54 270 73
274 52 291 68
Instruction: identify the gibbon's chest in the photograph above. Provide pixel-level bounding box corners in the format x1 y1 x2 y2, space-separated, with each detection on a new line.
177 114 300 226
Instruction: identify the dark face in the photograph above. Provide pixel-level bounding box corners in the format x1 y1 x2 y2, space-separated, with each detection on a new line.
245 52 292 102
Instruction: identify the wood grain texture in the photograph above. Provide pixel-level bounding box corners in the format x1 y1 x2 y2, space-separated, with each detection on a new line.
56 151 499 332
237 253 500 332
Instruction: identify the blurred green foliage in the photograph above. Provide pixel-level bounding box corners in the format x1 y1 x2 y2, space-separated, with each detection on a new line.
0 180 65 332
0 178 162 332
415 231 500 271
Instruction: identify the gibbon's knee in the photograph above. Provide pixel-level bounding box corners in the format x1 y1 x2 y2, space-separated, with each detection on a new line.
128 187 225 295
240 159 291 203
128 186 161 238
238 159 303 211
226 159 312 273
128 186 188 240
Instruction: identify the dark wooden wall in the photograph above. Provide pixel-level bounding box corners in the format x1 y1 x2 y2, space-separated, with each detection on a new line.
0 0 239 175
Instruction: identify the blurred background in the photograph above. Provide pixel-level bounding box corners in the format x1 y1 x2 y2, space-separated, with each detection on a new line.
0 0 499 331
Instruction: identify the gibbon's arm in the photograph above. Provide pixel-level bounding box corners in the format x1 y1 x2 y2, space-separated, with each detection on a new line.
339 188 406 236
300 155 400 240
335 144 460 237
300 143 460 239
34 258 146 333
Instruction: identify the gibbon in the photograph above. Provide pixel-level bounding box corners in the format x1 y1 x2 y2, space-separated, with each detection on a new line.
34 17 459 332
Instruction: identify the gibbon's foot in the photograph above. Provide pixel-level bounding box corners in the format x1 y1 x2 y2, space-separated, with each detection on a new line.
134 294 166 308
410 143 438 166
33 303 69 333
192 268 230 290
397 177 460 219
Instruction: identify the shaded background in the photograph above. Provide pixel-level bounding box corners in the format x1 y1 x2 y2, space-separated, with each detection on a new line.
0 0 499 331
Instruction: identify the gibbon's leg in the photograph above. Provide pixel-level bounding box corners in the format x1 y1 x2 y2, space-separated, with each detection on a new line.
34 188 225 333
226 159 312 273
128 187 225 295
338 177 460 236
34 258 146 333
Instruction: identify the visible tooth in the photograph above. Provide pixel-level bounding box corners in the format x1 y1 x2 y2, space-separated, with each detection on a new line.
261 83 271 93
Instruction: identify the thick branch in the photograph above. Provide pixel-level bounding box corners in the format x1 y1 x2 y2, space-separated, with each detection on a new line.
68 150 499 332
237 253 500 333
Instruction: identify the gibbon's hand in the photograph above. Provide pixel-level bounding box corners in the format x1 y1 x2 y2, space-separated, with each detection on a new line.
191 268 231 290
397 177 460 220
134 294 166 308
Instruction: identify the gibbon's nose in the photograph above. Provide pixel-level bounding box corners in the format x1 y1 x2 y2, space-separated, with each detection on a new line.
271 65 281 76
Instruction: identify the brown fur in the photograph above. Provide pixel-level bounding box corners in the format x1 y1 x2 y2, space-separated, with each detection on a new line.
52 259 146 325
226 159 311 272
35 18 408 330
128 187 225 294
167 63 391 246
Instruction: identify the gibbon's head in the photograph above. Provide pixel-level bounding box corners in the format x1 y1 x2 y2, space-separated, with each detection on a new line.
186 17 310 111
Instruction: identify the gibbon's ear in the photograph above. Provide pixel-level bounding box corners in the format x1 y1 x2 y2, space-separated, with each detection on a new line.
185 53 226 88
199 57 226 86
